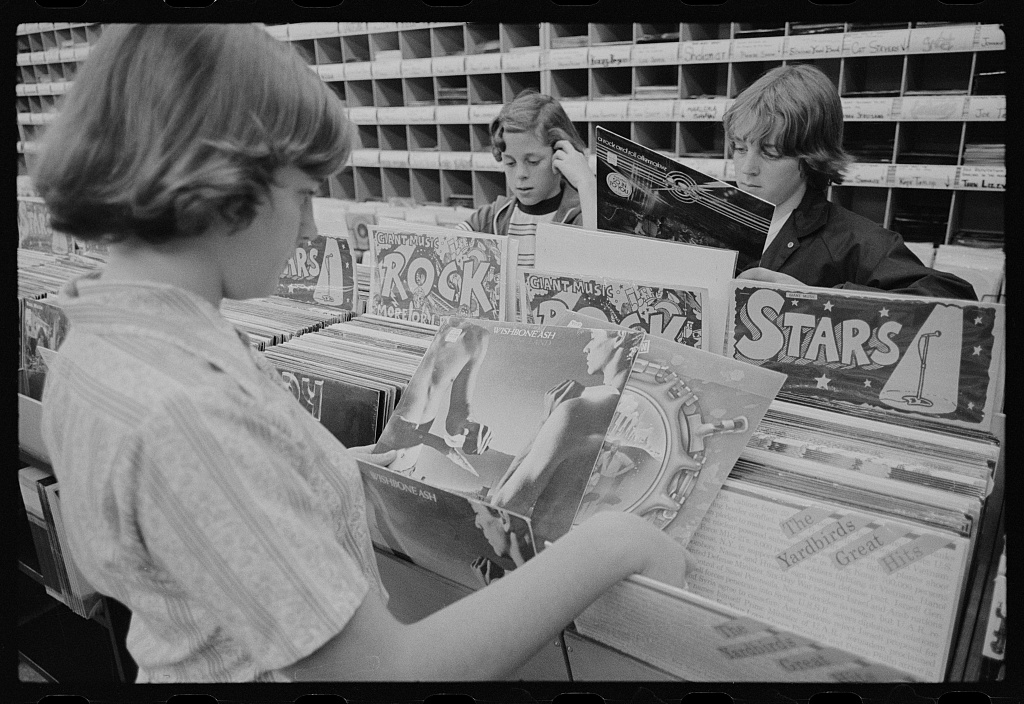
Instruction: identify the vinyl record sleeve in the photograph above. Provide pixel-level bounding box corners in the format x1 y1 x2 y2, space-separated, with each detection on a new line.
595 126 774 270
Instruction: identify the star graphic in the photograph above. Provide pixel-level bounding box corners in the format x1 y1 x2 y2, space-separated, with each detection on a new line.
879 308 890 318
823 301 834 312
863 379 872 388
791 298 801 306
968 401 975 410
973 346 983 356
975 315 984 325
814 374 832 390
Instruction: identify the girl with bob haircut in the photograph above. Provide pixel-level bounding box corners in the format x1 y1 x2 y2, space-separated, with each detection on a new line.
457 90 596 265
727 64 975 299
32 24 688 683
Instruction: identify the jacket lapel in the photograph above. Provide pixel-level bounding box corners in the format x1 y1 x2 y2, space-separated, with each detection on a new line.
759 188 830 270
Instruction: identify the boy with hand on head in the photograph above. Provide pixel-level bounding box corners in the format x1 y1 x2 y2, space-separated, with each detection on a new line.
457 90 596 266
32 24 688 683
727 64 976 300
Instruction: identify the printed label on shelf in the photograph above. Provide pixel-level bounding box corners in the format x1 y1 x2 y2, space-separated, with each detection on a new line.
784 32 844 60
435 105 470 123
347 107 378 124
432 55 466 75
17 53 31 65
376 107 407 124
957 166 1005 191
31 51 46 64
842 29 911 57
908 24 976 54
731 36 785 62
372 60 403 79
679 39 732 64
502 50 541 72
843 163 892 187
350 149 380 167
379 150 410 168
678 98 731 122
406 106 437 123
317 63 346 81
586 100 630 120
893 164 958 190
842 97 898 121
469 103 503 123
44 48 61 63
560 100 588 121
465 53 503 73
402 57 434 78
345 61 372 80
899 95 968 121
340 23 367 35
589 44 633 68
409 151 441 169
439 151 475 170
966 95 1005 121
632 42 680 66
974 24 1005 51
628 99 677 121
17 113 33 125
366 22 398 33
287 22 339 40
398 22 430 30
15 83 28 96
472 151 504 172
546 47 589 69
58 47 76 62
23 82 39 95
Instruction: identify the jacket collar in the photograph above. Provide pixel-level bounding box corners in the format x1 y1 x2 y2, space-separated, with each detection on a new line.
759 187 830 270
492 184 582 233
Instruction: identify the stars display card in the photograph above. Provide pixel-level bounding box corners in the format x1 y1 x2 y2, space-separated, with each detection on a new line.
277 233 357 311
724 281 1005 433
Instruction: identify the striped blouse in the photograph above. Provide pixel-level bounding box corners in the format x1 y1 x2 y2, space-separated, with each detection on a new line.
41 273 386 682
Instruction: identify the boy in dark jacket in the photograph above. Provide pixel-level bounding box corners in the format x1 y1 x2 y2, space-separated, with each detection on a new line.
457 91 596 266
726 64 976 300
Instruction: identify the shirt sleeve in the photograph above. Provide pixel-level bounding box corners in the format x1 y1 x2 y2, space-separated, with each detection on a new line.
134 386 370 672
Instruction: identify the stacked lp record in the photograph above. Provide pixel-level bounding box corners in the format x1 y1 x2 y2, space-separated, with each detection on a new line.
220 297 354 351
261 314 437 448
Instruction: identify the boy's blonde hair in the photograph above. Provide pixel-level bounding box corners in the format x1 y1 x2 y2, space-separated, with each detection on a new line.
489 90 586 161
32 24 353 243
723 64 852 190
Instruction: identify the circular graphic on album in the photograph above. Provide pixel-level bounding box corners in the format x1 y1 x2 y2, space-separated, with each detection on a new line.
606 172 633 199
576 386 671 521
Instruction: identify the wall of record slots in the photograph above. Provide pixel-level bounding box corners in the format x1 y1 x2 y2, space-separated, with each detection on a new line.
16 21 1005 251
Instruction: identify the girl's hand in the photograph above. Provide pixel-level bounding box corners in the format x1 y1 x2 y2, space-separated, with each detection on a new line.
348 444 399 468
550 139 593 192
736 267 804 286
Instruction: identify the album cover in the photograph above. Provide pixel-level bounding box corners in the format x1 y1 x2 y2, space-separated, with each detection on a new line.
595 126 775 270
368 225 509 326
518 268 708 351
373 316 643 546
359 461 537 592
